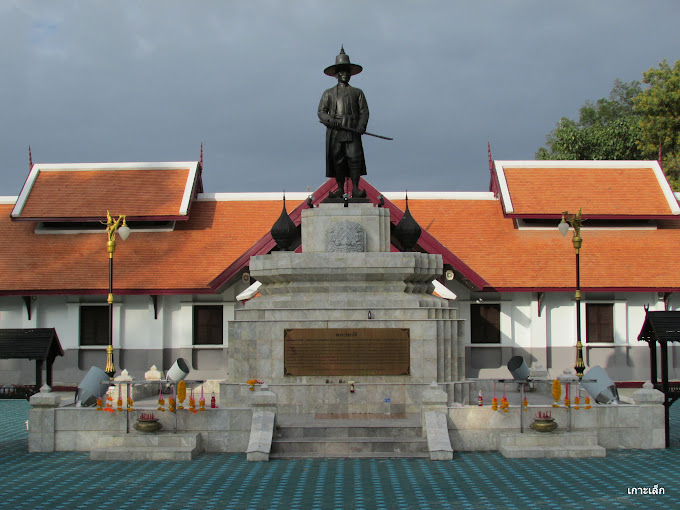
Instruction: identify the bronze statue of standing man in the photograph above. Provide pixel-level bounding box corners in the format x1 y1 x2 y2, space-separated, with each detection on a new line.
318 46 369 198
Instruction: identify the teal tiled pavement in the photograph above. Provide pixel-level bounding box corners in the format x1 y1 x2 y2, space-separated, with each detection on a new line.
1 400 678 509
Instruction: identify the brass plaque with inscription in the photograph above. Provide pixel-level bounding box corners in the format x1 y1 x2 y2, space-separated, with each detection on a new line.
284 328 410 376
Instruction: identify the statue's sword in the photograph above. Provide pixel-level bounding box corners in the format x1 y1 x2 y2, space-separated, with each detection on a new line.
320 121 393 140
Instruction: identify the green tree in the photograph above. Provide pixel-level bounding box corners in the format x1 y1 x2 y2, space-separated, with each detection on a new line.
536 79 643 161
634 59 680 189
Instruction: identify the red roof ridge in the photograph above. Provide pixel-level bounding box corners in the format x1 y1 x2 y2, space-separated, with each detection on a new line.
208 178 490 292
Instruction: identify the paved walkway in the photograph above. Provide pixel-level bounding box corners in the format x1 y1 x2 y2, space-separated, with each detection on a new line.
1 400 678 510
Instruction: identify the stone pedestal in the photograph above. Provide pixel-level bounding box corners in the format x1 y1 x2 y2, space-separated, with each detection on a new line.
224 203 462 413
28 385 61 452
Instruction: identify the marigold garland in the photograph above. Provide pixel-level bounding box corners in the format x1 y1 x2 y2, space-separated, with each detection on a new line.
500 396 509 413
105 394 114 413
491 397 498 411
585 396 591 409
552 379 561 407
574 396 580 410
246 379 262 391
177 380 187 409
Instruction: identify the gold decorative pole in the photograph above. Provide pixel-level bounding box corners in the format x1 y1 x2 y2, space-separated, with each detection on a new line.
103 211 130 379
559 209 585 379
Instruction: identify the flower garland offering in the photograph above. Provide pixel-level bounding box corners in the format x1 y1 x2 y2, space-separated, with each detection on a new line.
105 394 114 413
189 388 196 413
552 379 561 408
522 396 528 411
246 379 262 391
116 384 123 412
500 396 509 412
585 396 591 409
96 397 103 411
169 385 176 413
199 385 205 412
177 380 186 410
574 395 580 410
564 382 570 408
127 393 134 412
491 381 498 411
157 386 165 412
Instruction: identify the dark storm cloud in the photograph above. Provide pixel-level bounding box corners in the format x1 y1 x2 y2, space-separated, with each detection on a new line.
0 1 678 196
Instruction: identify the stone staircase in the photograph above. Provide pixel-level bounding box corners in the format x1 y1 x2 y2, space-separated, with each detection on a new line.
499 430 606 458
90 432 202 461
270 414 428 459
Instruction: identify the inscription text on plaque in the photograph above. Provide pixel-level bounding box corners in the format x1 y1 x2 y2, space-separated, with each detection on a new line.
284 328 410 376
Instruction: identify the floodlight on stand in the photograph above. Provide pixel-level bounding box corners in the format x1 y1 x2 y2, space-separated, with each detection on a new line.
167 358 190 384
507 356 530 381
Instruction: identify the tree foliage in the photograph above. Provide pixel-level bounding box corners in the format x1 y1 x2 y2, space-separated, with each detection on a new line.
634 59 680 188
537 60 680 190
536 79 643 161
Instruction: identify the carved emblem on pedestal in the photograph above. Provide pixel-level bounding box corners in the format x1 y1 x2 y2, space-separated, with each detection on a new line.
326 221 366 252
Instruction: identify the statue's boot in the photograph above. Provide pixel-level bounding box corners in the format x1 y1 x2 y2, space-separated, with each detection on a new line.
328 178 346 198
351 177 366 198
349 159 366 198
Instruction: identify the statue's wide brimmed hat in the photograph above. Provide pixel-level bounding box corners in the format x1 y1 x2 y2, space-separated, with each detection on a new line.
324 46 363 76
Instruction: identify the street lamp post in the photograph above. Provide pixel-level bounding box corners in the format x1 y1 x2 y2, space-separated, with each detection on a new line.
103 211 130 378
559 208 585 380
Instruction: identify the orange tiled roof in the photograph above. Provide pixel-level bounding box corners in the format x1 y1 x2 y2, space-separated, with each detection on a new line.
495 162 679 218
396 197 680 290
12 163 199 220
0 198 283 294
2 180 680 294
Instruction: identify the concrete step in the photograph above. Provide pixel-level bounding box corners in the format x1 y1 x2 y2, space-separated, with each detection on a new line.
90 432 202 461
499 445 606 459
270 451 429 459
276 425 423 439
272 436 428 455
500 429 599 447
271 414 427 459
90 446 199 461
499 430 605 458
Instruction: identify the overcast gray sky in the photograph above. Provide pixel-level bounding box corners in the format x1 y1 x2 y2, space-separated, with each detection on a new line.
1 1 678 197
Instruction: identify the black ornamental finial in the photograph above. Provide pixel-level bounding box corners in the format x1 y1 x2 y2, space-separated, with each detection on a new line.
394 191 422 252
271 193 297 251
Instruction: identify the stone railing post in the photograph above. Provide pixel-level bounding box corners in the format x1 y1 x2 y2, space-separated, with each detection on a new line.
632 381 666 449
28 385 61 452
247 384 278 461
421 381 448 434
